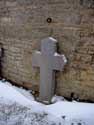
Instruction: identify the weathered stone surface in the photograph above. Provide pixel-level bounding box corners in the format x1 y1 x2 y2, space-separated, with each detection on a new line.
32 37 67 102
0 0 94 101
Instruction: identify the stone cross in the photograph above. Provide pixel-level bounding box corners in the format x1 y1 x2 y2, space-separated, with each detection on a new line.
32 37 67 102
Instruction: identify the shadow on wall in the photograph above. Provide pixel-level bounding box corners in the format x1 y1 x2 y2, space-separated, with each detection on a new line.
80 0 94 8
0 43 4 79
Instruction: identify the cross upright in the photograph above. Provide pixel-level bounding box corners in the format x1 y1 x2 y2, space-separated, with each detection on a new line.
32 37 67 102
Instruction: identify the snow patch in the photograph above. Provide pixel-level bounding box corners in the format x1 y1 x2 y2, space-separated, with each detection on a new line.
51 95 66 103
54 52 67 63
0 80 94 125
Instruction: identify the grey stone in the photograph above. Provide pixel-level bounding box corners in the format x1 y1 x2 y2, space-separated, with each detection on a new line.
16 0 33 5
32 37 67 102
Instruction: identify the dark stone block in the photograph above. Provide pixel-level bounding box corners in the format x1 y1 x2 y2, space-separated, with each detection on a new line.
16 0 33 5
80 0 94 8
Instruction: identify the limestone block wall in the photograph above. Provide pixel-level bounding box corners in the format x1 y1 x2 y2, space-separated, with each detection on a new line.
0 0 94 101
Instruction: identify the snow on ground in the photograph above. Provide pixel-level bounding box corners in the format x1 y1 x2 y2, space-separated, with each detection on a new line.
46 102 94 124
0 80 94 125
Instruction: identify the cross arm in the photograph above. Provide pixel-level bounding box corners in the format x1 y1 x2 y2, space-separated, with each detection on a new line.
32 51 41 67
53 53 67 71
